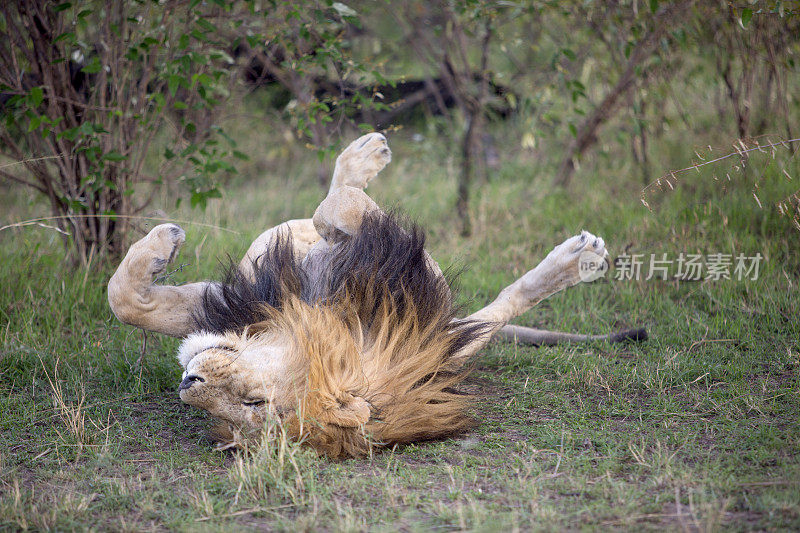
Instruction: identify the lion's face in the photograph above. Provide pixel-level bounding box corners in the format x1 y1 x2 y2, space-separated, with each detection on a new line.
176 332 296 429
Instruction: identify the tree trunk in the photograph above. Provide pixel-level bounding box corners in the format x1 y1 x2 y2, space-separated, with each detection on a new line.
553 1 689 187
457 115 478 236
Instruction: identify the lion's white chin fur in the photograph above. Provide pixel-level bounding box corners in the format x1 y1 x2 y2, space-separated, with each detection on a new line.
177 332 228 368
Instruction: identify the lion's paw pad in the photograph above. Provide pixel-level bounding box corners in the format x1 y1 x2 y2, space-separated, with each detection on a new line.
546 230 609 285
133 223 186 276
335 133 391 188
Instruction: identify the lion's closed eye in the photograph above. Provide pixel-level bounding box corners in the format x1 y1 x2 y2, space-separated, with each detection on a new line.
242 399 266 407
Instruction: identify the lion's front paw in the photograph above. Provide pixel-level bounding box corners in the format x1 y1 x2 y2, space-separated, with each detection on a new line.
331 132 391 190
544 230 609 286
127 223 186 278
516 231 609 302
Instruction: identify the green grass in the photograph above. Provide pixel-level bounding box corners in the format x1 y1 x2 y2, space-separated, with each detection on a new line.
1 118 800 531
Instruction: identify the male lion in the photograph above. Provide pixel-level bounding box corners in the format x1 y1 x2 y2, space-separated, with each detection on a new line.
108 133 612 458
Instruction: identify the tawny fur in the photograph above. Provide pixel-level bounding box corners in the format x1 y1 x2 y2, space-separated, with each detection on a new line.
109 132 613 459
181 212 487 459
280 293 475 459
181 291 479 459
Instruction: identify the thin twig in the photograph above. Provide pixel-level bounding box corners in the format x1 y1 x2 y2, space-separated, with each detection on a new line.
553 431 565 475
641 136 800 209
154 263 189 283
0 214 240 234
195 504 293 522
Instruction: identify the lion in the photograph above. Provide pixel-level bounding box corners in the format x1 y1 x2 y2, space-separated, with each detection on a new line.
108 133 615 458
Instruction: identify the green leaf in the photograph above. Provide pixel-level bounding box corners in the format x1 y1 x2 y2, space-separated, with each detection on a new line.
740 8 753 27
102 151 127 162
58 126 79 141
196 17 217 33
190 191 203 209
78 122 94 135
28 115 42 132
167 74 181 96
81 57 102 74
568 124 577 138
189 188 222 210
180 144 197 157
561 48 576 61
54 2 72 12
624 41 633 59
649 0 658 13
54 32 76 44
125 47 141 62
29 86 44 107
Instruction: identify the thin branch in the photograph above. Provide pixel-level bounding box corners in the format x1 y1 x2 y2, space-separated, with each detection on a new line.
0 214 241 234
640 136 800 209
0 168 48 194
0 154 67 170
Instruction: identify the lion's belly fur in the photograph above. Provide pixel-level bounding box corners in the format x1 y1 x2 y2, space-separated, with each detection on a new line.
194 212 488 458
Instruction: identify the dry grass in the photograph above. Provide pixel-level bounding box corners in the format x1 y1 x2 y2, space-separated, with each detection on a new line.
228 417 317 508
41 357 113 456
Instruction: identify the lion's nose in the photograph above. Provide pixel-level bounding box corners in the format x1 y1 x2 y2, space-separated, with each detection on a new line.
179 374 205 391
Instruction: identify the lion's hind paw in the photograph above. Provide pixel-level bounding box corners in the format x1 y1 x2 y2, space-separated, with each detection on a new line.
128 223 186 278
332 132 392 190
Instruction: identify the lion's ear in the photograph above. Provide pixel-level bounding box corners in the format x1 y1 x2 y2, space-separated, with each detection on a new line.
328 394 370 427
308 392 370 428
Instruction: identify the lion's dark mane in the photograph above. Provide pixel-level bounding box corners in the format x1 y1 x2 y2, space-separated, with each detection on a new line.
194 211 487 357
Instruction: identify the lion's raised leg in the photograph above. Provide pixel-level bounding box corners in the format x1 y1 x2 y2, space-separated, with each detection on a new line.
307 132 446 278
109 219 322 337
108 224 211 337
109 134 391 338
453 231 609 361
313 133 390 243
